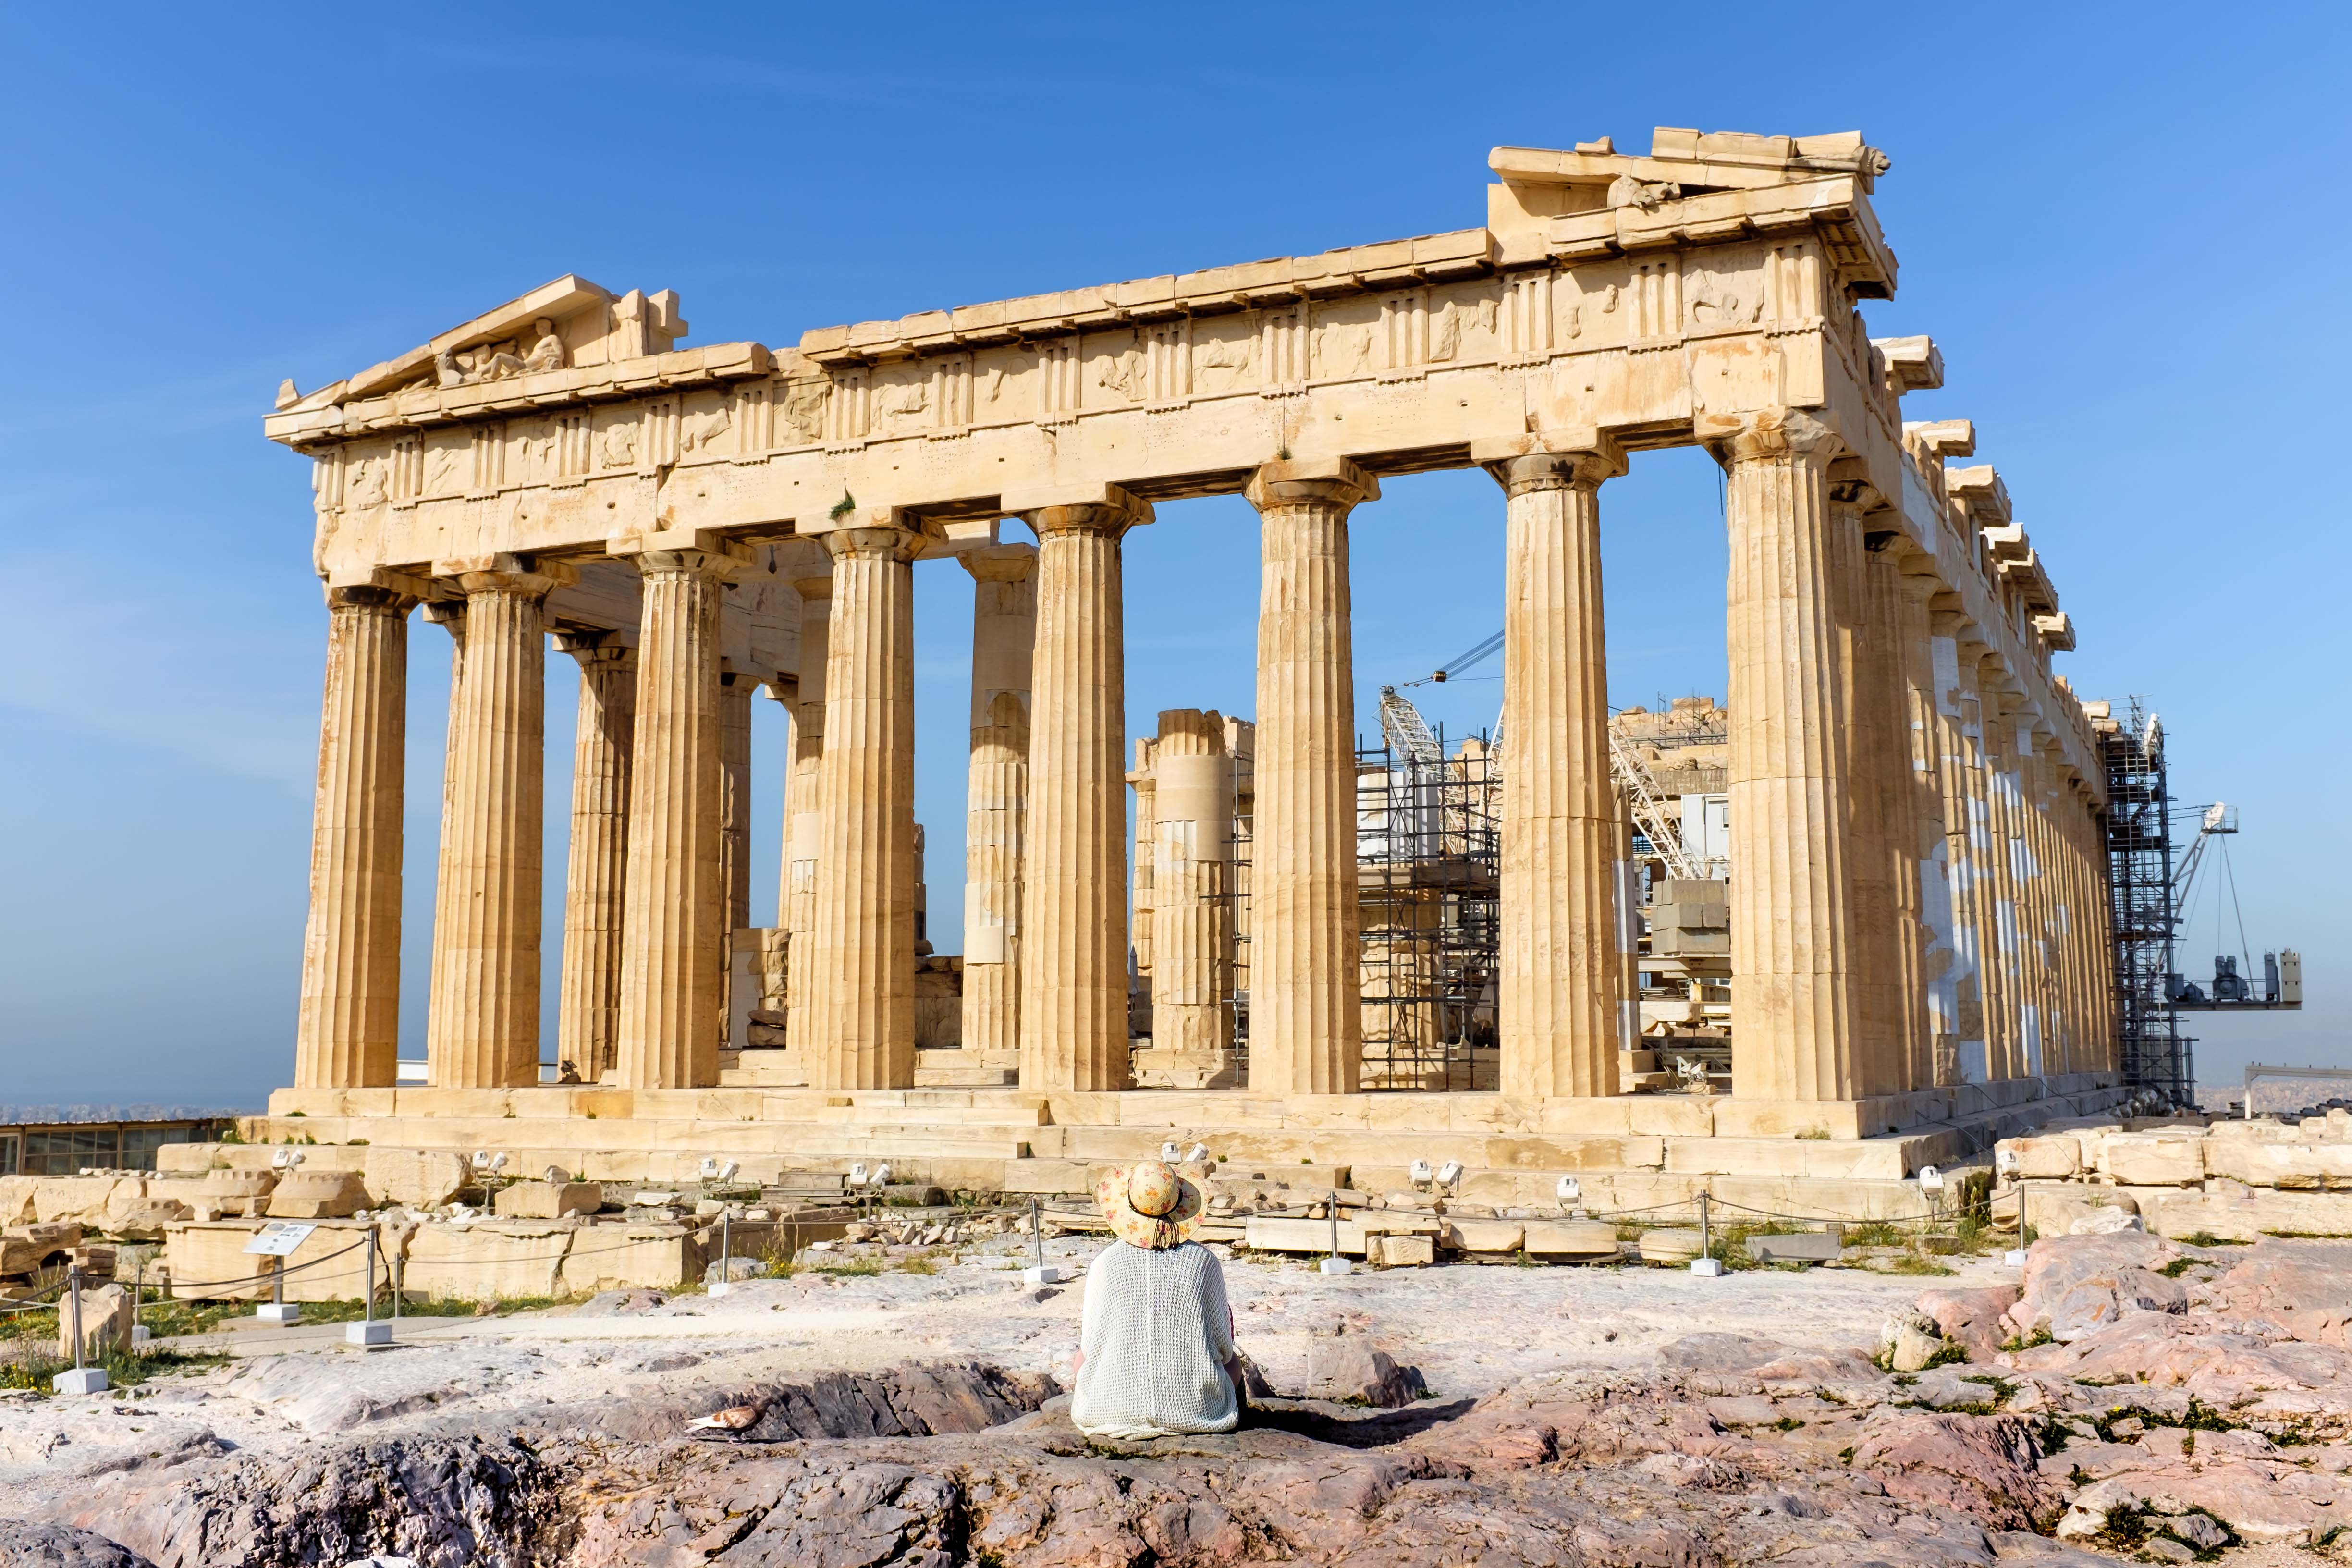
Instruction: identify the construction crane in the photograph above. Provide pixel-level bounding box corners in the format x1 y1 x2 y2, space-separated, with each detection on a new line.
1376 686 1442 765
1390 632 1704 879
1609 726 1701 881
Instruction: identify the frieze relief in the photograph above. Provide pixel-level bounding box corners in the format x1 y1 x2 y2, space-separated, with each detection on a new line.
598 416 638 471
430 318 567 389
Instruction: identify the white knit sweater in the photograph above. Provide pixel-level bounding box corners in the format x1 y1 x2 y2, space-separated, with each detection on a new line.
1070 1240 1239 1439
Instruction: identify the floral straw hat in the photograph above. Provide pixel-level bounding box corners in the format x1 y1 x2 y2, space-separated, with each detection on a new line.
1095 1160 1206 1250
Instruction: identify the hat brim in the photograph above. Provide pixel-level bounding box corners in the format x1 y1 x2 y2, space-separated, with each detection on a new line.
1096 1166 1207 1250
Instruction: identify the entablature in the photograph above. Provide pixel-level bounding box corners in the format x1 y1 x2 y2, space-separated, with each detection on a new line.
265 129 2097 797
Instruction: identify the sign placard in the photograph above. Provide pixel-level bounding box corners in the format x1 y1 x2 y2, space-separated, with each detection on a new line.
242 1221 318 1257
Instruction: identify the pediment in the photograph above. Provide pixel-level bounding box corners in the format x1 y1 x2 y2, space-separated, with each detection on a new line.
282 275 691 412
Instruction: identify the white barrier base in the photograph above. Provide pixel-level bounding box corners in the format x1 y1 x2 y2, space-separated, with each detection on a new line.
1319 1258 1353 1276
1689 1258 1726 1277
1023 1264 1071 1287
346 1320 392 1347
54 1367 109 1395
255 1303 302 1324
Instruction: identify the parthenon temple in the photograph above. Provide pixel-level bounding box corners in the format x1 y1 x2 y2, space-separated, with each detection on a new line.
261 128 2126 1210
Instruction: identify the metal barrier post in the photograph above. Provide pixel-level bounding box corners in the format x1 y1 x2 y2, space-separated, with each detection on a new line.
346 1222 391 1347
1690 1189 1724 1277
52 1263 109 1393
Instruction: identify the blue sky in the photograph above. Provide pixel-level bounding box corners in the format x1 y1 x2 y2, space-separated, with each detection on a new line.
3 3 2345 1108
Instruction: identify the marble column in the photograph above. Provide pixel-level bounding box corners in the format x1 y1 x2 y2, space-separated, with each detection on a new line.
781 570 830 1051
1131 743 1158 982
803 523 921 1090
1245 459 1376 1096
1827 479 1898 1098
1957 658 2013 1081
1862 534 1931 1095
294 584 416 1090
1952 645 2004 1083
1701 408 1860 1102
959 544 1036 1064
424 557 572 1090
1150 709 1237 1058
614 547 738 1090
1481 435 1625 1100
2084 792 2119 1070
1981 681 2029 1078
2040 755 2078 1074
1018 490 1149 1093
553 631 635 1081
1899 572 1962 1086
720 672 755 934
714 668 755 1050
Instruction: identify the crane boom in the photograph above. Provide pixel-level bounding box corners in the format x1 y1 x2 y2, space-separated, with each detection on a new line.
1377 686 1443 764
1608 726 1700 881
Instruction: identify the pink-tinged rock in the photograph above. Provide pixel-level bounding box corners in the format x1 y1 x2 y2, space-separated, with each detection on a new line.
1851 1411 2057 1531
2126 1464 2352 1545
2021 1309 2352 1404
1916 1285 2021 1361
2005 1232 2187 1343
1408 1411 1559 1468
2056 1440 2159 1481
2214 1240 2352 1327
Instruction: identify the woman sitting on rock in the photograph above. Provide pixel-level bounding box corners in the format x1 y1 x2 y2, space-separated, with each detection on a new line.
1070 1160 1243 1439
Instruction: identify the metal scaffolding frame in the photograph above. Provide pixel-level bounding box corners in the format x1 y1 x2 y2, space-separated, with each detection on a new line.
2100 698 2193 1104
1352 727 1501 1089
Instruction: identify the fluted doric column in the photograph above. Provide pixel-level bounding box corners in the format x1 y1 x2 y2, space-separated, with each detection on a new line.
1979 677 2027 1078
719 671 755 934
1947 640 2000 1082
1899 571 1962 1086
1477 432 1625 1100
1246 458 1376 1096
1150 709 1237 1059
614 547 739 1089
803 523 921 1090
1701 408 1860 1102
1860 529 1931 1095
960 544 1036 1065
553 631 635 1081
1018 489 1150 1092
781 570 830 1052
424 556 573 1089
294 583 416 1089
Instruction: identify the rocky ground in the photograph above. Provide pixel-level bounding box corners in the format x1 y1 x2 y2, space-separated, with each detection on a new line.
4 1227 2351 1567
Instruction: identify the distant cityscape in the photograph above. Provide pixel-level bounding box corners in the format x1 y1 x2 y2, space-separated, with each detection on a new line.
0 1104 251 1125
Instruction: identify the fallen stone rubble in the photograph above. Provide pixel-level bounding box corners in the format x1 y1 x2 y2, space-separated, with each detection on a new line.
14 1233 2352 1566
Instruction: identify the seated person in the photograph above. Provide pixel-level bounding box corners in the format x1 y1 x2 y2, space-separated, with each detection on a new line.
1070 1160 1242 1439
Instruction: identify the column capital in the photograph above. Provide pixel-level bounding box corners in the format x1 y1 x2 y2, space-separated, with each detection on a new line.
1896 566 1946 605
1471 428 1628 496
960 542 1040 582
1697 405 1841 468
788 573 834 599
822 524 925 564
432 552 578 599
1012 483 1153 539
551 627 636 664
1828 457 1888 517
1244 456 1378 512
631 548 744 583
322 582 419 615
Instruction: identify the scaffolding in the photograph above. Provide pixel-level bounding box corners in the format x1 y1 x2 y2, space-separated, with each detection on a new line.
1353 725 1501 1089
2100 698 2193 1104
